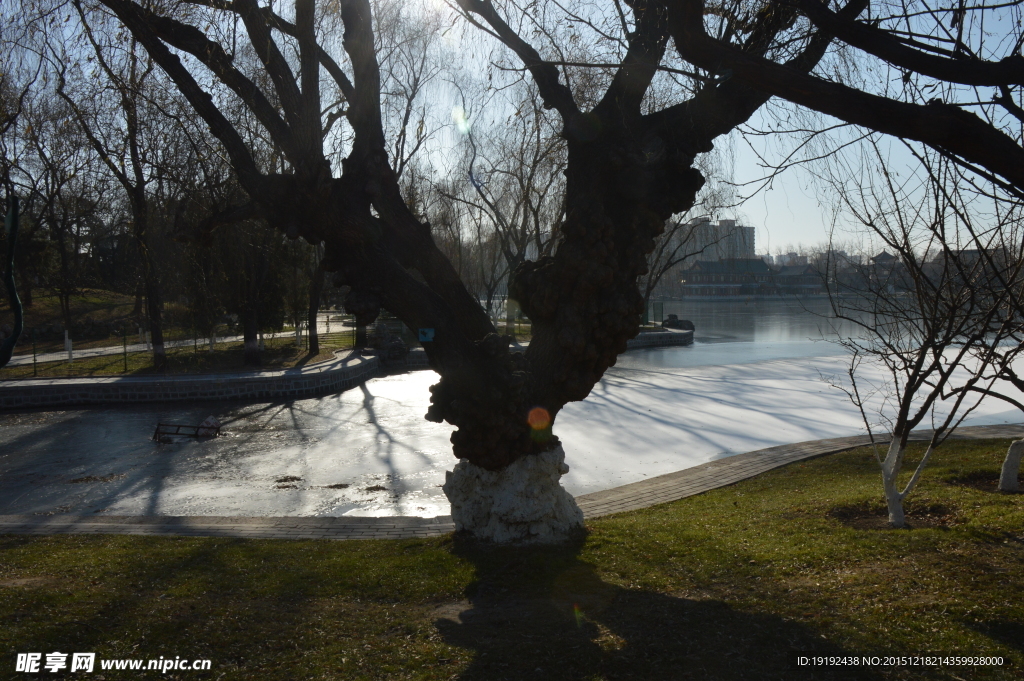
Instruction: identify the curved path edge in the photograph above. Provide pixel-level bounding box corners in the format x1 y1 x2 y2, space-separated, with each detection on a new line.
1 422 1019 542
0 330 691 410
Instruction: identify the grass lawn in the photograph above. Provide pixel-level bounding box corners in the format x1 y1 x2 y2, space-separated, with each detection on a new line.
0 287 137 326
1 439 1021 680
1 288 361 377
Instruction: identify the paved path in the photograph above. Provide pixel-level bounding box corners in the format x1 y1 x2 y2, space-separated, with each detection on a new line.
2 423 1019 541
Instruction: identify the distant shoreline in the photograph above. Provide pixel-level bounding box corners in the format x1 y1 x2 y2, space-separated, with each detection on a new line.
656 294 856 302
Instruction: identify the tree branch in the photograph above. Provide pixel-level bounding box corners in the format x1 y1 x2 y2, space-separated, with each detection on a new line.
795 0 1024 86
454 0 580 122
98 0 263 191
666 0 1024 190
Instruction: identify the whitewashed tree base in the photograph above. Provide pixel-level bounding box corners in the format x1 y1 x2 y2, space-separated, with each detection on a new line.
999 440 1023 492
442 445 584 544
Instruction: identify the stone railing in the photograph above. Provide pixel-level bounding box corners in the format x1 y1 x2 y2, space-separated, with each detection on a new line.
0 354 380 409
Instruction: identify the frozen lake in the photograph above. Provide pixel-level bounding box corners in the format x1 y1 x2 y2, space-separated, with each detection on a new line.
1 298 1020 518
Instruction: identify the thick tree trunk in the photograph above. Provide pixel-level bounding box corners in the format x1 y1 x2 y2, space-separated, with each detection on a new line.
344 289 377 352
428 133 703 470
308 259 325 355
443 444 583 544
268 129 700 543
999 439 1024 492
414 131 703 541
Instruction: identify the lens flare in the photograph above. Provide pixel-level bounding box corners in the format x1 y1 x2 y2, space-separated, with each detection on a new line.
452 105 471 135
527 407 551 430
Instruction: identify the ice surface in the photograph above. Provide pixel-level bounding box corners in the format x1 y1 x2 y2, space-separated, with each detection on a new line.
2 352 1020 518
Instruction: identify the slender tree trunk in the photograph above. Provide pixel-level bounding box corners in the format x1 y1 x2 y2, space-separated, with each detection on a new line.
135 210 165 372
54 219 74 332
307 259 325 356
132 280 144 317
1000 439 1024 492
242 312 260 365
59 290 72 332
145 274 166 371
881 439 906 527
503 257 522 337
504 305 515 337
18 270 32 307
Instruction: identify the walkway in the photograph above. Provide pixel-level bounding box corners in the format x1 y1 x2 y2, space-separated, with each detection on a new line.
1 423 1018 541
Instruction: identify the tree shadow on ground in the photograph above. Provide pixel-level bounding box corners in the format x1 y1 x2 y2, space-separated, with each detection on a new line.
965 620 1024 655
435 535 880 681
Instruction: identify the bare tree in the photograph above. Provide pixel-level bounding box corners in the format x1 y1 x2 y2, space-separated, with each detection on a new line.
53 6 171 370
307 243 325 355
51 0 865 542
438 82 566 335
823 141 1024 526
0 196 23 368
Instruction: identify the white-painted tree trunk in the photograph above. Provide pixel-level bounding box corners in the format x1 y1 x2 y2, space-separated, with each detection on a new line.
879 436 936 527
881 438 907 528
442 445 584 544
999 439 1024 492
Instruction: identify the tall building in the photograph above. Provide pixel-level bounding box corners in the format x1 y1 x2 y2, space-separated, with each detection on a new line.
649 218 757 299
685 218 756 261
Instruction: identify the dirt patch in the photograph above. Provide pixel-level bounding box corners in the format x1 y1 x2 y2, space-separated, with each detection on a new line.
275 484 298 489
323 483 350 489
0 412 65 426
33 505 72 516
828 500 959 530
365 485 388 492
944 470 1023 493
0 577 53 588
275 476 302 483
430 597 580 626
68 474 127 484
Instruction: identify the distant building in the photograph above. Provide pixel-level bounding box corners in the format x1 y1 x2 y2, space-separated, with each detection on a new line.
680 258 775 297
773 264 823 295
688 218 756 261
650 218 756 298
776 252 808 266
